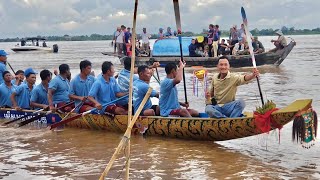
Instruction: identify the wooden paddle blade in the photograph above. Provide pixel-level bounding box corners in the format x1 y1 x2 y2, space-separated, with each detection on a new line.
17 114 45 127
3 115 28 125
173 0 182 33
50 114 82 130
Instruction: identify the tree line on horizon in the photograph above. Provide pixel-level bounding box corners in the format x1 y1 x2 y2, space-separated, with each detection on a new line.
1 26 319 42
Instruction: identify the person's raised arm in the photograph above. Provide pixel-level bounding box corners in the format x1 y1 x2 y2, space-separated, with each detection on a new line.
173 59 185 85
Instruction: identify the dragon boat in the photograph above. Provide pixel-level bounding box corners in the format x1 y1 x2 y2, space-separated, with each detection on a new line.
0 99 315 141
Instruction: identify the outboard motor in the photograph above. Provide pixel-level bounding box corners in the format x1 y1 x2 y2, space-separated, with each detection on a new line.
53 44 59 53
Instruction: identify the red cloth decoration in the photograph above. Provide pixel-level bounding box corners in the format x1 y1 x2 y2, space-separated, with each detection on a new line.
254 108 282 133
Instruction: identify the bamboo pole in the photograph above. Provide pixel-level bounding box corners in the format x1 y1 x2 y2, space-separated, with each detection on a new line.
99 87 152 180
126 0 138 179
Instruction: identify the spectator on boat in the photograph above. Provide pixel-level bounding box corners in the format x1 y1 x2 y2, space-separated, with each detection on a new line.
230 25 239 53
36 40 39 46
205 56 259 118
114 27 125 56
112 27 120 53
164 27 174 37
157 28 165 40
48 64 73 112
30 69 52 110
189 38 201 57
141 28 151 55
69 60 96 113
121 25 127 55
0 71 16 108
207 24 214 57
133 65 160 116
0 50 8 84
252 36 265 54
10 68 37 110
160 61 199 117
42 40 47 47
124 27 132 44
270 30 287 51
238 24 245 42
212 25 221 58
218 39 229 55
232 41 245 55
11 70 25 86
21 39 26 46
88 61 127 115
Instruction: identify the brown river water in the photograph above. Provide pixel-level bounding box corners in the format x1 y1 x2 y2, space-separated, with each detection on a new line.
0 35 319 179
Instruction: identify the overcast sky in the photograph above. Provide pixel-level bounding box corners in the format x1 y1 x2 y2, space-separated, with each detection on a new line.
0 0 317 38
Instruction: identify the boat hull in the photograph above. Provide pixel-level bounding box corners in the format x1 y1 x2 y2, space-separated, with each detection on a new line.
0 99 312 141
11 46 55 53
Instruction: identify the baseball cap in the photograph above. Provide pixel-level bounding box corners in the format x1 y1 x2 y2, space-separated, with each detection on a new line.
24 68 38 76
0 50 8 56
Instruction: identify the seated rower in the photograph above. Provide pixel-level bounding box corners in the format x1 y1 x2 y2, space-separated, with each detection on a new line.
10 68 37 110
205 56 259 118
11 70 25 86
69 60 96 113
160 60 199 117
48 64 73 112
30 69 52 110
88 61 127 115
0 71 16 108
133 65 159 116
270 30 287 51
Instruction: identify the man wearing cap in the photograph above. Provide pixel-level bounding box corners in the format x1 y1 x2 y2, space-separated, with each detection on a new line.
30 69 52 110
0 50 8 84
48 64 72 112
69 60 96 113
10 68 37 110
0 71 16 108
271 30 287 51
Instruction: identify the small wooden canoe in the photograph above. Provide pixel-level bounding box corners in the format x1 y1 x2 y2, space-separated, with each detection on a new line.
0 99 311 141
102 40 296 68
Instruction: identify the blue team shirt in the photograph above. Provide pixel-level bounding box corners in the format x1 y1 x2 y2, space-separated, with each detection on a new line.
159 78 180 116
0 62 7 84
13 83 33 109
124 31 132 43
0 83 16 107
70 74 96 112
133 79 157 114
49 75 70 104
117 69 138 106
88 76 121 113
30 83 49 106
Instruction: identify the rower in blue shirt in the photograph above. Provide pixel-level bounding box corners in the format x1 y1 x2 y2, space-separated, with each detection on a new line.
0 71 16 107
88 61 127 115
11 70 25 86
69 60 96 113
0 50 8 84
48 64 73 112
133 65 159 116
10 68 37 110
30 69 52 110
160 60 199 117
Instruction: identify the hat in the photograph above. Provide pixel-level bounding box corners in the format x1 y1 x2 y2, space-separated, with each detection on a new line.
24 68 37 76
159 28 163 31
0 50 8 56
275 30 283 36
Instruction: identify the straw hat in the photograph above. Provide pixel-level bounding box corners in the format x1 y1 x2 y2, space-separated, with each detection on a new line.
275 30 283 36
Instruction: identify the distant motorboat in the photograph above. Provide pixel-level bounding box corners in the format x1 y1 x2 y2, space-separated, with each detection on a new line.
11 37 58 53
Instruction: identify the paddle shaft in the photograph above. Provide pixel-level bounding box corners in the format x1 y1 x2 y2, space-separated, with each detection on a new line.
6 61 16 74
3 108 44 125
241 7 264 105
173 0 188 104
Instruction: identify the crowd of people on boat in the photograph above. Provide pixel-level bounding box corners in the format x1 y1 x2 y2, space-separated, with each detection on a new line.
0 48 261 119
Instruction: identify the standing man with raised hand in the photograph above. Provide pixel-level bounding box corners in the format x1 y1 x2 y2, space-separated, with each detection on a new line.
205 56 259 118
69 60 96 113
48 64 73 112
160 60 199 117
30 69 52 110
0 50 8 84
0 71 16 108
10 68 37 110
88 61 127 115
141 27 151 54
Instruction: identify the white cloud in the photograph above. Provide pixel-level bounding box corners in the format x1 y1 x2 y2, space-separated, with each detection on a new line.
59 21 80 31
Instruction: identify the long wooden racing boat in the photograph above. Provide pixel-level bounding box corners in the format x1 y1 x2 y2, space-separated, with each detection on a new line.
102 38 296 68
0 99 312 141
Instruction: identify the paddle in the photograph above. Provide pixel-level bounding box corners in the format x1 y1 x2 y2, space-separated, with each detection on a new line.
173 0 188 105
49 95 128 130
241 7 265 105
6 61 16 74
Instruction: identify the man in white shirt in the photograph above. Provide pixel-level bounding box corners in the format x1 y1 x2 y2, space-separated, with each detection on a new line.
141 27 151 54
114 27 125 55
